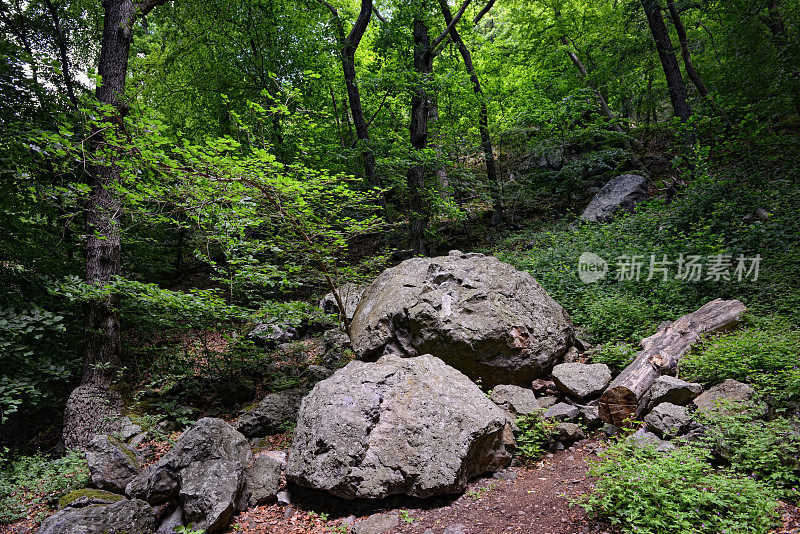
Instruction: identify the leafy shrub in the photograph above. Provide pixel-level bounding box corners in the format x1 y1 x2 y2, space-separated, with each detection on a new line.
580 293 660 344
0 449 89 525
579 440 780 534
591 342 637 370
514 412 553 462
682 323 800 408
695 404 800 501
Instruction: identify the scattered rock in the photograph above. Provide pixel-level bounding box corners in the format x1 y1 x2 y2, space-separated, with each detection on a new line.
629 428 676 453
306 364 333 382
562 346 582 363
350 251 574 387
490 385 539 416
128 432 150 449
693 379 755 413
276 490 292 506
541 403 579 423
649 376 703 408
118 417 143 442
644 403 692 439
235 389 305 438
352 513 400 534
243 455 282 507
601 423 619 437
286 354 511 499
260 450 287 469
577 405 602 429
550 423 586 444
530 379 558 396
180 459 245 533
85 434 141 494
36 498 155 534
319 283 367 321
551 363 612 400
579 173 648 223
537 396 559 410
247 323 299 348
155 506 184 534
443 524 467 534
126 418 252 504
57 489 124 509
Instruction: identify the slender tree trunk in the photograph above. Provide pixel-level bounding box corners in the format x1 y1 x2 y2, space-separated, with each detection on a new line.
44 0 78 108
329 85 346 148
641 0 692 121
439 0 501 222
665 0 731 126
407 18 432 256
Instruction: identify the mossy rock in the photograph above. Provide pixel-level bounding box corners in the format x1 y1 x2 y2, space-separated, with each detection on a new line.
58 488 125 509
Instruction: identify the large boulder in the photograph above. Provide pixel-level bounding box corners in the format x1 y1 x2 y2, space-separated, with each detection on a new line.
247 323 299 347
85 435 141 494
649 376 703 408
36 498 155 534
286 354 512 499
490 385 539 417
580 173 648 223
243 455 282 507
693 379 755 413
126 418 252 504
235 389 305 438
350 251 574 387
644 402 692 439
180 459 245 533
551 363 611 400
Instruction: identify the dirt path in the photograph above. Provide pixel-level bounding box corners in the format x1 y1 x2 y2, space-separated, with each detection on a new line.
387 440 611 534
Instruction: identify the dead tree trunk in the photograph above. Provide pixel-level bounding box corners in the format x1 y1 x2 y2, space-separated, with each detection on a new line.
641 0 692 121
598 299 747 427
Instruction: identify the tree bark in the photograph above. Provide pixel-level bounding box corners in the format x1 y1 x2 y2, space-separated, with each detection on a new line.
439 0 501 223
407 18 433 256
598 299 747 427
641 0 692 121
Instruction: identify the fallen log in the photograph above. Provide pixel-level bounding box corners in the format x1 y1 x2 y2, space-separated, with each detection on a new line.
598 298 747 427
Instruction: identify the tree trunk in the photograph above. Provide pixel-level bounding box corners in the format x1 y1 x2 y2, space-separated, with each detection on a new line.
598 299 747 427
63 0 146 449
641 0 691 121
44 0 79 108
665 0 731 126
407 18 432 256
439 0 501 223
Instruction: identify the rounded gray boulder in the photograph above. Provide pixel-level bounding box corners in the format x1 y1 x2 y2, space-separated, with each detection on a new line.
286 354 512 499
350 251 574 388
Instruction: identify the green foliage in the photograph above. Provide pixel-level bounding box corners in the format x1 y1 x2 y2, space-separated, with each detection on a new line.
581 293 660 344
0 449 89 525
695 404 800 501
579 440 780 534
173 524 205 534
592 343 637 370
514 412 553 462
0 308 79 425
682 322 800 408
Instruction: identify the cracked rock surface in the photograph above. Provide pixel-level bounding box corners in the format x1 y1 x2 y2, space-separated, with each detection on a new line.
285 354 512 499
350 251 574 388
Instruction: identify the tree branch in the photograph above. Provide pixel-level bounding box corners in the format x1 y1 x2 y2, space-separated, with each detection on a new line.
472 0 496 25
372 6 386 23
137 0 169 17
431 0 472 50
